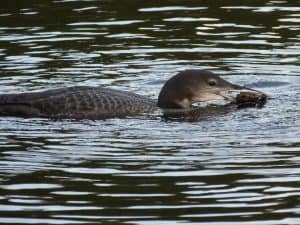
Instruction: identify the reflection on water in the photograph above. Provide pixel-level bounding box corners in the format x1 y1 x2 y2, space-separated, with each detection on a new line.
0 0 300 224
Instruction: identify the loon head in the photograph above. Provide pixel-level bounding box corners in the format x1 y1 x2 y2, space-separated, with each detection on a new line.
157 69 267 109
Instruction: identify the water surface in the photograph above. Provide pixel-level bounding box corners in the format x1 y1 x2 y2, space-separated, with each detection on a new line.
0 0 299 224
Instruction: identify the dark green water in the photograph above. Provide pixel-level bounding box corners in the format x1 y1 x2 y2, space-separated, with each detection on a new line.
0 0 300 224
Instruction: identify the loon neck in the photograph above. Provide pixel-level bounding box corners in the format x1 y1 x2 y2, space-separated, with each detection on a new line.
157 98 190 109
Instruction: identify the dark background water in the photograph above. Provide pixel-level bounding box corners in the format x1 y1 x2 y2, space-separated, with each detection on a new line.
0 0 300 224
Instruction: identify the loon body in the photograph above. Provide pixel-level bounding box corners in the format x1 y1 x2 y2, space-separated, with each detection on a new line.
0 86 156 119
0 70 266 119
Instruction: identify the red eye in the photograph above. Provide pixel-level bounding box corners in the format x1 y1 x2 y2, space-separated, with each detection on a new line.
208 79 217 86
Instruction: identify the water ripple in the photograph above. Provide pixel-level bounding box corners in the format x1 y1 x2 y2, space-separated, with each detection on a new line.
0 1 299 225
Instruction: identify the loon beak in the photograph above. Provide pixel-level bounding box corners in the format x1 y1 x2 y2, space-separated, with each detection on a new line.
218 84 267 107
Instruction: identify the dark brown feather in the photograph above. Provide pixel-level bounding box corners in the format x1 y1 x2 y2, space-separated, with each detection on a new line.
0 86 156 119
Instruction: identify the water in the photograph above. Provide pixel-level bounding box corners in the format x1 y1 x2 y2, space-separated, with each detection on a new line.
0 0 300 224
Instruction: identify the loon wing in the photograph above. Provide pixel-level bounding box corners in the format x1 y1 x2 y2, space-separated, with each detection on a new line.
0 86 155 119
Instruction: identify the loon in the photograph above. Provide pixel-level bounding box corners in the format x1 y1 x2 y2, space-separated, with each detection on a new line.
0 70 266 119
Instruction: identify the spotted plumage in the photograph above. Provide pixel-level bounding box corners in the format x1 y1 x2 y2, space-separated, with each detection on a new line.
0 86 156 119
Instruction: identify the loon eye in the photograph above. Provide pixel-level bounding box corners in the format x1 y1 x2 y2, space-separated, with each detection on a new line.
208 79 217 86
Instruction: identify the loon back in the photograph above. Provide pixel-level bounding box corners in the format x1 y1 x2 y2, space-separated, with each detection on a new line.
0 86 156 119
